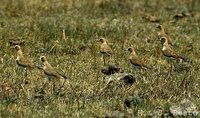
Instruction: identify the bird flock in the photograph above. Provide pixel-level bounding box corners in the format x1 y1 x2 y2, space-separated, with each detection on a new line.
98 24 187 70
11 23 189 94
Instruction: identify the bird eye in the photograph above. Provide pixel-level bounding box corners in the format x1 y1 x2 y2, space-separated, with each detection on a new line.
160 37 166 42
15 46 19 49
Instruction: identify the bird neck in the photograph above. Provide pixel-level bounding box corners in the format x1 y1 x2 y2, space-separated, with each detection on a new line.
160 27 165 34
162 42 170 50
130 51 137 58
43 61 53 69
102 41 107 45
16 50 24 60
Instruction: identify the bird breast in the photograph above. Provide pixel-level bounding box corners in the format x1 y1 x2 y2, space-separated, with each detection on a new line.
158 32 161 36
43 66 47 70
100 44 112 55
16 56 20 61
130 54 138 62
162 46 167 51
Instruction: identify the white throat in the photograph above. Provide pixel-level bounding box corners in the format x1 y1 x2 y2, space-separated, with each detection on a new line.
16 56 20 60
162 46 167 51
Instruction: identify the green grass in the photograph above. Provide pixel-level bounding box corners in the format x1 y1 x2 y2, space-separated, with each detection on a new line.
0 0 200 117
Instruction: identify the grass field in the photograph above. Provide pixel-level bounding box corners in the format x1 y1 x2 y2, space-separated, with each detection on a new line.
0 0 200 117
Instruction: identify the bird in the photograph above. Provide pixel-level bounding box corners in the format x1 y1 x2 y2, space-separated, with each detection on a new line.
14 45 35 81
9 39 25 46
160 37 185 62
38 56 68 93
39 56 67 80
173 12 187 20
157 24 173 46
143 14 159 22
128 47 151 70
98 38 113 65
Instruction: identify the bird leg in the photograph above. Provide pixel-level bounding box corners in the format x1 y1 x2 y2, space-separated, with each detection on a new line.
61 79 66 88
102 55 106 66
17 66 23 74
48 77 53 94
166 63 173 80
23 68 28 84
41 82 47 93
25 68 28 79
170 63 173 73
57 79 66 92
109 55 113 65
51 81 55 94
52 79 59 95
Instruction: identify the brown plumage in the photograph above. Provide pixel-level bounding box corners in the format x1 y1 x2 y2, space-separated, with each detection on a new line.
144 15 159 22
128 47 151 69
39 56 67 80
157 25 173 46
14 45 35 69
174 12 187 20
39 56 68 94
160 37 185 61
99 38 113 56
14 45 35 82
98 38 113 65
9 39 25 46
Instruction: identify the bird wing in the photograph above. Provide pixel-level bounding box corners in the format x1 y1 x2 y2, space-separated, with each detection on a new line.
130 55 143 67
44 67 61 78
100 44 113 55
56 70 67 79
130 55 151 69
44 66 67 79
164 46 178 58
17 57 35 68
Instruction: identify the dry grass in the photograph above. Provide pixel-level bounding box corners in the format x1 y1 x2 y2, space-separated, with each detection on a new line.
0 0 200 117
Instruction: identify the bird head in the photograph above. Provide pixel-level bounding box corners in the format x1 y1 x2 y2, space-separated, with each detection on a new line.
40 56 47 62
156 24 163 30
127 47 135 53
14 45 21 51
98 38 106 43
160 37 167 44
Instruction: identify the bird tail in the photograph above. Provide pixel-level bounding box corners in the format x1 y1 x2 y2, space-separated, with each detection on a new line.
35 65 43 70
29 64 36 70
59 72 68 79
62 75 67 79
143 64 152 70
176 55 186 62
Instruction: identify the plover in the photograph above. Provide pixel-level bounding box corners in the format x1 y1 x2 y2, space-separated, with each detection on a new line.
14 45 35 80
128 47 151 70
98 38 113 65
157 24 173 46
